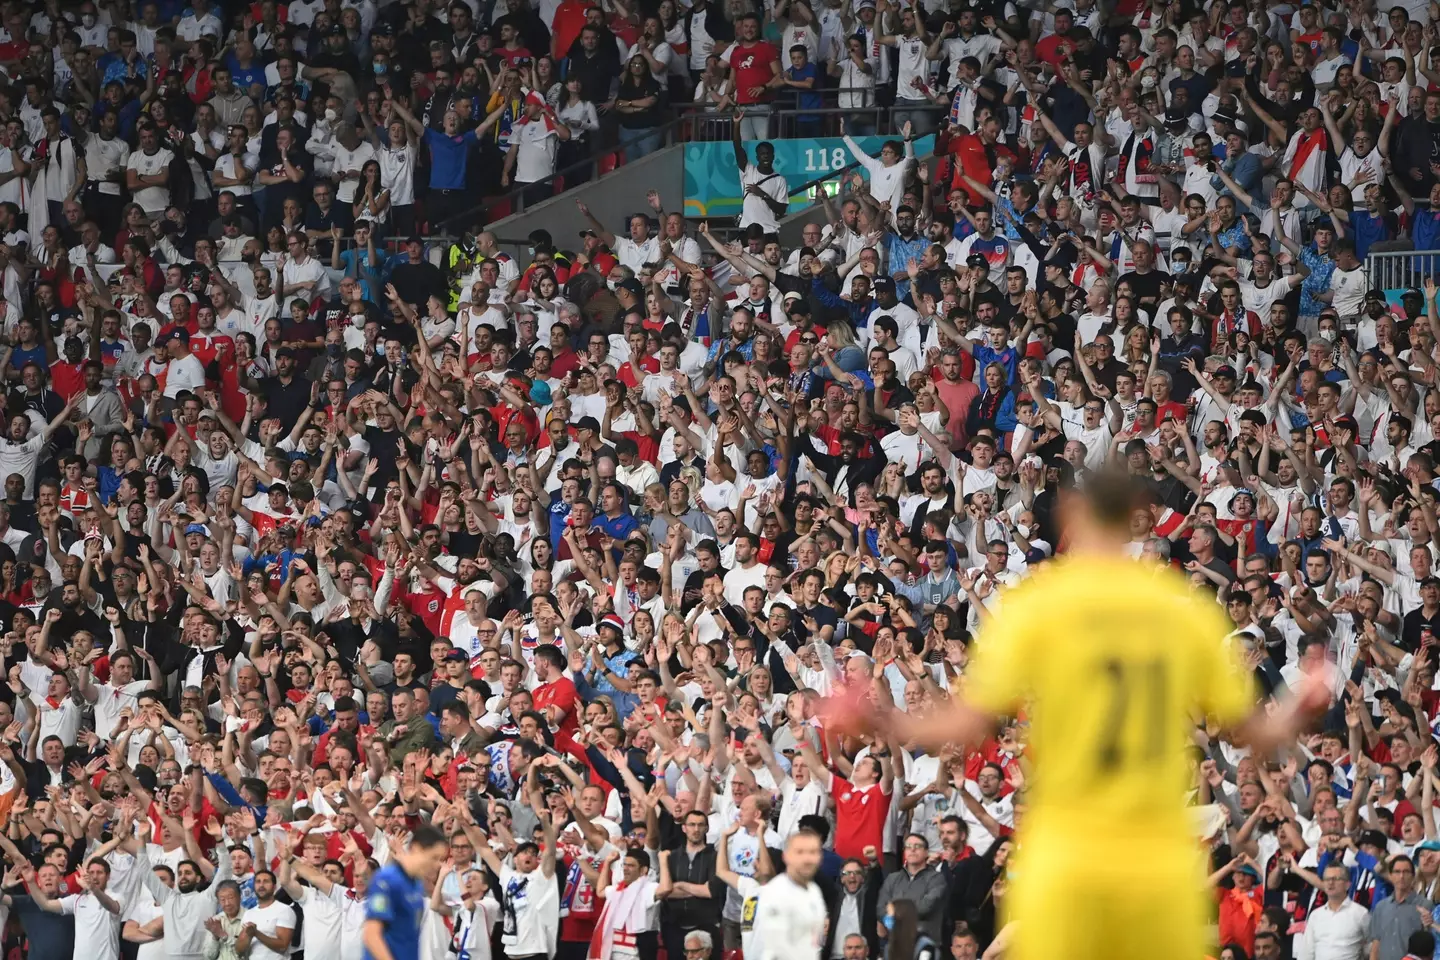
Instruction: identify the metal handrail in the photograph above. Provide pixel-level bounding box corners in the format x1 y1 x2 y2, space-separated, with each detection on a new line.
434 113 695 233
433 97 948 233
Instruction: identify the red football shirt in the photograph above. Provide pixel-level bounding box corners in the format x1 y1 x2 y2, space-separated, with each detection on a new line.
830 776 889 861
534 675 579 734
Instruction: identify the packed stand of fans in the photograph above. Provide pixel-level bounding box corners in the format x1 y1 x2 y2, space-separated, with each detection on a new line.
13 2 1440 960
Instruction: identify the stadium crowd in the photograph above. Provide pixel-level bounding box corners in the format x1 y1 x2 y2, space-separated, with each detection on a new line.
8 1 1440 960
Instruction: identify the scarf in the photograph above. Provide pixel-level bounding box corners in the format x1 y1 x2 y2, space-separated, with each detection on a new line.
1027 138 1052 177
586 877 658 960
560 847 605 918
976 388 1004 425
1068 143 1099 203
1116 130 1156 186
522 91 558 132
1287 127 1328 182
948 83 977 132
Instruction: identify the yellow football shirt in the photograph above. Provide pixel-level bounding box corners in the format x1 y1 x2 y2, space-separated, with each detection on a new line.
964 555 1256 833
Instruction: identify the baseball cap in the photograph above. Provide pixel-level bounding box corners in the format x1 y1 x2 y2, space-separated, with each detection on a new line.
184 523 207 536
275 345 297 359
576 415 601 432
372 20 395 35
783 291 804 304
965 253 988 270
872 275 895 292
1360 829 1390 851
1212 365 1237 379
443 649 468 662
1403 287 1424 300
161 328 190 345
327 22 344 35
617 278 644 299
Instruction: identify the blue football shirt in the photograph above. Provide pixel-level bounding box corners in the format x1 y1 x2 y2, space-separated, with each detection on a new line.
363 861 427 960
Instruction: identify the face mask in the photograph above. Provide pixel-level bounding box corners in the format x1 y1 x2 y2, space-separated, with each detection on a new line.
882 916 895 932
1319 328 1337 342
1016 523 1031 538
327 344 343 357
324 108 338 121
373 61 386 74
82 13 95 26
607 279 619 291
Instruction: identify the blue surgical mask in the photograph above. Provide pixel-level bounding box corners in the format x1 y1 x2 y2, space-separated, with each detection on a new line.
881 915 895 932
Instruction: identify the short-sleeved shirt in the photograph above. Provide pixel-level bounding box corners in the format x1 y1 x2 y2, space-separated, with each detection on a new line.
964 556 1255 836
364 862 427 960
829 777 889 862
423 128 477 190
727 42 780 104
60 892 118 960
243 899 296 960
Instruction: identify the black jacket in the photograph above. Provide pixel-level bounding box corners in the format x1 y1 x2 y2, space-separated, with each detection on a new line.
662 843 725 929
824 860 883 958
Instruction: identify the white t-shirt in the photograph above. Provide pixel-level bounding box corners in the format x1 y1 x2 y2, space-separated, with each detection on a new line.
892 35 933 97
331 140 376 203
613 235 662 274
61 891 120 960
94 680 151 742
379 142 417 207
162 352 206 399
243 899 297 960
498 865 560 957
752 874 827 960
512 119 560 184
280 255 331 311
454 896 501 960
0 434 45 497
739 163 788 233
292 885 357 960
1329 265 1366 317
126 147 175 214
213 152 256 198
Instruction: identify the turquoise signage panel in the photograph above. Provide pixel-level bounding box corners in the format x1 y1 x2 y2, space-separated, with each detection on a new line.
683 135 936 219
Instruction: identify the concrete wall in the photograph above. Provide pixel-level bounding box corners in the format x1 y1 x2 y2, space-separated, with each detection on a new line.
485 146 687 262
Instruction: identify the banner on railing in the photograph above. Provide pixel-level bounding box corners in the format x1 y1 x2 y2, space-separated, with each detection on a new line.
683 135 936 219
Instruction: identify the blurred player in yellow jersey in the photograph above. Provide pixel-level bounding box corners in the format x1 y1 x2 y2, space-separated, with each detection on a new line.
885 474 1330 960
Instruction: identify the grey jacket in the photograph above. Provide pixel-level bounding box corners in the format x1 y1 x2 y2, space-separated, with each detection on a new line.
876 864 948 944
77 388 126 462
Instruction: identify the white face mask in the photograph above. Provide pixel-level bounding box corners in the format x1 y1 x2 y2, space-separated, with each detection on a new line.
1016 523 1031 538
1319 328 1337 342
606 279 619 292
324 108 338 122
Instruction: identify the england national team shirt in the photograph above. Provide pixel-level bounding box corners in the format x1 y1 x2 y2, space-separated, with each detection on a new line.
957 231 1011 285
